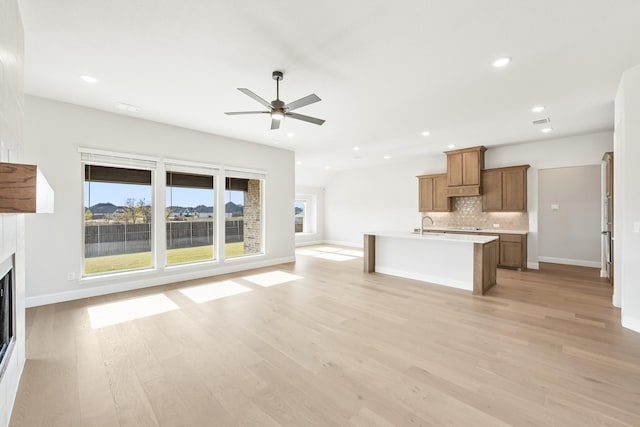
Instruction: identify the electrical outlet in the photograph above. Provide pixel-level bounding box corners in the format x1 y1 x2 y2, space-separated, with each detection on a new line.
493 224 500 228
551 204 560 211
67 272 76 281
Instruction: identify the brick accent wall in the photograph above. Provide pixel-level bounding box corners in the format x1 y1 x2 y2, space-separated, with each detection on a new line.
243 179 262 253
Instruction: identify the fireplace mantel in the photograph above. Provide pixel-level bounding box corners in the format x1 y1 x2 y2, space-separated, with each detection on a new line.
0 162 54 213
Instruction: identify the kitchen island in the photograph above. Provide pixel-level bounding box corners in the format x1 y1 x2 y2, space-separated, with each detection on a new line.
364 231 499 295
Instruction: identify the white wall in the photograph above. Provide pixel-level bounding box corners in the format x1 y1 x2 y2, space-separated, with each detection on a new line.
538 165 602 267
325 131 613 269
294 186 325 246
0 0 26 424
23 96 295 307
615 65 640 333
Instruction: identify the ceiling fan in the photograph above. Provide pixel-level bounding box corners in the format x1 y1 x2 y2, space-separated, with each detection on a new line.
225 71 325 130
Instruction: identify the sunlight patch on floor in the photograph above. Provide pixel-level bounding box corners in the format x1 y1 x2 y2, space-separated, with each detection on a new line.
295 249 323 256
242 270 303 287
314 253 356 262
336 249 363 257
88 294 179 329
179 280 252 303
313 246 344 253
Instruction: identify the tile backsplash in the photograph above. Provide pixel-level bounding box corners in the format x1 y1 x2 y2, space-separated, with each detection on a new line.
425 196 529 230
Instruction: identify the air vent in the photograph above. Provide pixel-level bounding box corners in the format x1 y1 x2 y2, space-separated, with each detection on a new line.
532 117 551 126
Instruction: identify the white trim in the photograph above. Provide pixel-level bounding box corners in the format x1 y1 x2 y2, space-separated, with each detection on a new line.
622 313 640 334
79 147 159 169
375 266 471 291
165 159 221 176
295 240 326 247
527 261 540 270
600 269 608 278
223 165 267 180
25 256 296 308
538 256 601 268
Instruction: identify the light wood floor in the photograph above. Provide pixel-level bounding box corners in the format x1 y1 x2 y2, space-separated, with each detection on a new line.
10 246 640 426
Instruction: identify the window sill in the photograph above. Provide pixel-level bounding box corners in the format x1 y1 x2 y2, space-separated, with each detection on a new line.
165 259 221 271
224 253 265 263
81 266 157 283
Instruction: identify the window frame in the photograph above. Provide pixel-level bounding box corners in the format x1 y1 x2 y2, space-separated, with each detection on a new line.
80 148 158 278
294 194 316 235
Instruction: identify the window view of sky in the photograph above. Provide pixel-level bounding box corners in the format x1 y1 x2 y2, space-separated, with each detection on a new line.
85 182 244 207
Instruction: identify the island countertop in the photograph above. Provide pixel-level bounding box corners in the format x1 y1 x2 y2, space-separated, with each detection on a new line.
363 231 499 295
364 230 498 244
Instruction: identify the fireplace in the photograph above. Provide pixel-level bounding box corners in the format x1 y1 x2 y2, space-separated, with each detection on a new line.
0 255 14 379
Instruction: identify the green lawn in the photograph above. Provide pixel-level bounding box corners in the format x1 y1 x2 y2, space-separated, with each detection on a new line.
84 242 245 275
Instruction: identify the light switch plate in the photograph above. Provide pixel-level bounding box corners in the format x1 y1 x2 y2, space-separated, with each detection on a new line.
551 204 560 211
634 222 640 233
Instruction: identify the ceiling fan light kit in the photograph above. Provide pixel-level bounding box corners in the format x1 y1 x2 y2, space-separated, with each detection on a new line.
225 71 325 130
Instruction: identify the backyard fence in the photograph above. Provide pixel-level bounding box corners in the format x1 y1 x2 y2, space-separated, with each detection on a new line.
84 220 243 258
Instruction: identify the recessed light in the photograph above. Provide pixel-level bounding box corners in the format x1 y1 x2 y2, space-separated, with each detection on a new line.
116 102 140 113
531 105 545 113
353 146 360 151
541 128 553 133
447 144 456 149
492 57 512 68
80 75 98 83
421 131 431 137
384 155 390 160
287 132 295 138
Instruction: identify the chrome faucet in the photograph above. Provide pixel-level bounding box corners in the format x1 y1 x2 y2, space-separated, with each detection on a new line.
421 215 434 236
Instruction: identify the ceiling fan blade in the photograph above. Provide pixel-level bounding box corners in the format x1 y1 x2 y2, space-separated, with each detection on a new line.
284 94 321 111
237 88 272 109
224 111 270 115
286 112 325 126
271 119 281 130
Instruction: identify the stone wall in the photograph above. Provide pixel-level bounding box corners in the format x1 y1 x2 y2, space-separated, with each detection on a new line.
243 179 262 254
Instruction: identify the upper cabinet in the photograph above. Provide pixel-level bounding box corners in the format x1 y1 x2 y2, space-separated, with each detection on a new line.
481 165 529 212
418 173 451 212
444 146 486 197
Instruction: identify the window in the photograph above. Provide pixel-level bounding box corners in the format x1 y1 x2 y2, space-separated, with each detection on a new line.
166 170 216 265
294 200 306 233
83 158 155 276
224 171 264 258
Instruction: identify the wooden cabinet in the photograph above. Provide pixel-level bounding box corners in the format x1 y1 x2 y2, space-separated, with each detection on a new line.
418 174 451 212
498 233 527 269
444 146 486 197
423 229 527 270
481 165 529 212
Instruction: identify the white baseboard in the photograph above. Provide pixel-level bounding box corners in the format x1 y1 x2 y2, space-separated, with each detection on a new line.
375 266 472 292
25 256 296 308
600 269 608 278
622 314 640 334
527 261 540 270
537 256 601 268
323 240 363 249
295 240 325 247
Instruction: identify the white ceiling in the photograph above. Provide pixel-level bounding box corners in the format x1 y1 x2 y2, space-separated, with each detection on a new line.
18 0 640 186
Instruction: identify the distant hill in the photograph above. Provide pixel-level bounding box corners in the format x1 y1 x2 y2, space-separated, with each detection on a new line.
88 203 120 214
166 203 242 216
225 201 243 215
